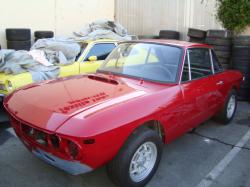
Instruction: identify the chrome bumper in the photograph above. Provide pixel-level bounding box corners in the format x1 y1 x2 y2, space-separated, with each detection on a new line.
32 148 93 175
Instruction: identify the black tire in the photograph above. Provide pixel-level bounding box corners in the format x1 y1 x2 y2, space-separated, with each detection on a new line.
232 64 250 74
205 37 232 46
232 58 250 67
7 40 31 51
34 31 54 38
215 51 231 58
218 57 230 64
232 46 250 59
159 30 180 40
207 30 232 38
107 127 163 187
238 86 250 101
188 28 206 39
221 63 231 69
214 89 237 124
233 36 250 46
138 35 159 39
6 28 31 41
213 45 231 51
189 37 205 43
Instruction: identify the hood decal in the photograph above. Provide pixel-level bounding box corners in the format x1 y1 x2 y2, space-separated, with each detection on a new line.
58 92 109 114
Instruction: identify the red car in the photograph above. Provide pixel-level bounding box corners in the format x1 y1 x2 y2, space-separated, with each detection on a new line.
4 40 242 187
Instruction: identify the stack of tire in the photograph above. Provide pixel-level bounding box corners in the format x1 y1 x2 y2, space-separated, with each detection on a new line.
159 30 180 40
6 28 31 51
188 28 206 43
34 31 54 42
205 30 232 69
232 36 250 101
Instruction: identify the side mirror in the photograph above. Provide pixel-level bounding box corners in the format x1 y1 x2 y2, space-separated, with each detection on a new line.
88 56 97 62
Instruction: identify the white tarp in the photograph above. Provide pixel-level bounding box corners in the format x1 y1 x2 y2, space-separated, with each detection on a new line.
0 19 131 82
74 19 132 41
0 38 81 82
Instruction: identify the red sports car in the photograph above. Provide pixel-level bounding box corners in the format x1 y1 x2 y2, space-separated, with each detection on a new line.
4 40 243 187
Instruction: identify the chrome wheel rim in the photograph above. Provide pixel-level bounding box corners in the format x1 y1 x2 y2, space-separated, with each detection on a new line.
227 95 236 119
129 141 157 182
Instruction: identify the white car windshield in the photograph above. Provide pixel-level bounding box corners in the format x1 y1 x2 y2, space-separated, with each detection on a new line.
99 42 183 83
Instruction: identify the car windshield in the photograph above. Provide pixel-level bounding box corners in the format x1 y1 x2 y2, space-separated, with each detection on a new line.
98 43 183 83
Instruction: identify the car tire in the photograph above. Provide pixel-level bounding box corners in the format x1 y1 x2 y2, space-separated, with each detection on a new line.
207 30 232 38
232 46 250 60
6 28 31 41
159 30 180 40
34 31 54 39
221 63 231 70
107 127 163 187
215 51 231 58
189 37 205 43
213 45 231 52
7 40 31 51
138 35 159 39
233 36 250 46
205 37 232 46
215 89 237 124
218 57 230 65
188 28 206 39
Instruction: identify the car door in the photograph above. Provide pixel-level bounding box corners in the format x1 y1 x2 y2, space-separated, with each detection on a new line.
210 49 230 110
180 47 221 130
79 43 116 74
58 62 81 77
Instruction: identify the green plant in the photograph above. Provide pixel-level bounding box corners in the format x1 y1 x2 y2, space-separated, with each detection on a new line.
216 0 250 33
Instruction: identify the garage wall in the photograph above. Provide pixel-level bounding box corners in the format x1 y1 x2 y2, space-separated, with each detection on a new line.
115 0 222 39
0 0 115 48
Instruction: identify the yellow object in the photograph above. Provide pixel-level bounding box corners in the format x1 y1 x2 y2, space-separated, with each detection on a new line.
88 56 98 61
0 39 117 97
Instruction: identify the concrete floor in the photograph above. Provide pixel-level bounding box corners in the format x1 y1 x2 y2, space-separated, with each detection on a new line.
0 102 249 187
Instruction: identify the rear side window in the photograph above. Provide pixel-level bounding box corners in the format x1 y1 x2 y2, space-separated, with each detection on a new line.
211 50 223 72
188 48 213 79
181 56 190 82
85 43 116 61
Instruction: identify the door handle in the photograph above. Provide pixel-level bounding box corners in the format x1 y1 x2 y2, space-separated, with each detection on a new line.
216 81 224 85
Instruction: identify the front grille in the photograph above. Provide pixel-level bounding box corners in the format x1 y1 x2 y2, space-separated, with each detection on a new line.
21 123 48 147
10 117 82 160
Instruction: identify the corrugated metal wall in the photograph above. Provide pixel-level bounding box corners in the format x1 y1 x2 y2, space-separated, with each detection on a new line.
115 0 223 39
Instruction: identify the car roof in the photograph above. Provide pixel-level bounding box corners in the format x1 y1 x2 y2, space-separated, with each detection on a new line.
127 39 212 48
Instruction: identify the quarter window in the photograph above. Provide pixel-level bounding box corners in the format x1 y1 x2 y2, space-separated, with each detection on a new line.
188 48 213 79
211 50 223 73
181 56 190 82
85 43 116 61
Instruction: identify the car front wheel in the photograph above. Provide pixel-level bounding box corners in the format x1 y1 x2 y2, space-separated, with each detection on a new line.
107 127 163 187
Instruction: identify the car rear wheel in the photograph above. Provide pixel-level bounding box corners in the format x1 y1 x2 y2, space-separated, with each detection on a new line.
215 89 237 124
107 127 163 187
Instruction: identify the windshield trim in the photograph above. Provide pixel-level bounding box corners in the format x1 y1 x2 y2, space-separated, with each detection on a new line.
98 42 185 84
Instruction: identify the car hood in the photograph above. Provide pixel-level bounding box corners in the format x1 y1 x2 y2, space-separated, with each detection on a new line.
5 74 149 131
